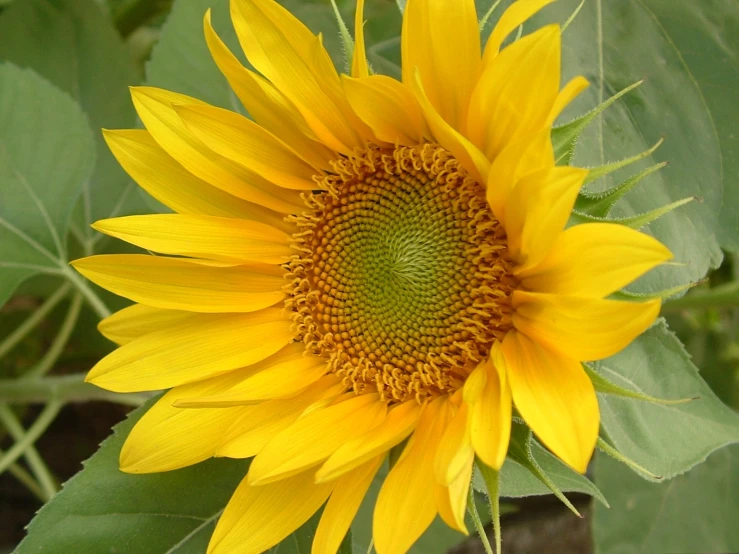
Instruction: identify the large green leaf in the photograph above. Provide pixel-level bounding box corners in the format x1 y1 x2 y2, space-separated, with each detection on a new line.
0 63 95 307
0 0 140 239
636 0 739 254
594 320 739 479
15 400 329 554
524 0 725 291
592 445 739 554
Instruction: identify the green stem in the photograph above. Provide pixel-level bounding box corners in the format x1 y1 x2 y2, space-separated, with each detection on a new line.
467 486 494 554
113 0 173 37
0 404 57 501
662 281 739 312
0 373 150 406
0 447 46 502
60 266 111 319
477 461 502 554
0 282 71 359
25 293 83 380
0 401 62 481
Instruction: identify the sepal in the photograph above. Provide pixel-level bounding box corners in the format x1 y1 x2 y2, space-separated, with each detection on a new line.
582 139 663 189
569 197 695 229
329 0 354 73
551 80 642 165
596 437 662 481
585 363 697 405
504 423 588 516
575 162 666 218
562 0 585 33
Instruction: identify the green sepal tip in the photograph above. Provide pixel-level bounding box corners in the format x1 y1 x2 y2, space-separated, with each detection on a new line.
506 423 584 517
585 364 698 406
329 0 354 74
575 162 667 218
596 436 662 481
552 80 643 165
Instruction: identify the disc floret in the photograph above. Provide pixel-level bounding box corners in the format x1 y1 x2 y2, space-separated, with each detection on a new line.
287 144 517 402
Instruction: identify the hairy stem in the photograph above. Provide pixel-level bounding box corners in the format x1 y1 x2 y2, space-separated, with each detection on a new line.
662 281 739 312
0 282 71 359
0 373 151 406
61 266 111 319
467 485 495 554
25 293 83 380
0 402 62 481
0 447 46 502
478 461 502 554
0 404 57 501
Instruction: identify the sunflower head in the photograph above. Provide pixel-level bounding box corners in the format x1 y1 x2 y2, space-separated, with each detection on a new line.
289 144 517 403
72 0 674 552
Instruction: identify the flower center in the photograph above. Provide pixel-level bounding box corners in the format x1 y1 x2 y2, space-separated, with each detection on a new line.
287 144 516 403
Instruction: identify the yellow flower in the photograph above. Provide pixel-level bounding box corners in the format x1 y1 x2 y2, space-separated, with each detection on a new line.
72 0 672 552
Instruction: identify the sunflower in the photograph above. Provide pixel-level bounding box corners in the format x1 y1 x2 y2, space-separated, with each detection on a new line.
72 0 672 552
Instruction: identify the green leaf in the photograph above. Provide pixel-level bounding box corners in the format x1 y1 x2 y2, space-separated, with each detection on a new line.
630 0 739 254
0 0 140 240
531 0 725 292
592 445 739 554
15 400 246 553
593 320 739 479
16 400 326 554
0 63 95 307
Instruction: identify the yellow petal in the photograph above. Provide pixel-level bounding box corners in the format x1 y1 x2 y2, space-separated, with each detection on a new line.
174 103 320 190
486 127 554 221
518 222 673 297
463 356 512 470
351 0 369 78
86 308 294 392
316 400 422 482
207 469 334 554
313 455 383 554
203 10 334 170
230 0 363 154
215 376 345 459
434 457 473 535
93 214 292 265
175 343 327 407
248 393 387 485
434 402 474 485
373 397 451 554
343 75 425 145
512 291 662 361
120 370 256 473
72 254 285 313
102 129 293 232
482 0 557 64
469 25 560 161
411 70 490 183
547 76 589 125
402 0 481 131
500 330 599 473
98 304 194 346
505 166 588 269
131 86 304 213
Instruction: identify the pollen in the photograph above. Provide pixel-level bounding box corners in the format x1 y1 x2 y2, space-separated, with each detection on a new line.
286 144 517 403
